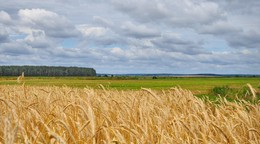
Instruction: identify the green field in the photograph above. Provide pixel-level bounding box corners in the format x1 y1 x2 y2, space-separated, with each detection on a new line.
1 76 259 94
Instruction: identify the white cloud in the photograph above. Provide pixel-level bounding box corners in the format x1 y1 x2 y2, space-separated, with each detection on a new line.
0 10 12 24
77 25 107 37
23 30 50 48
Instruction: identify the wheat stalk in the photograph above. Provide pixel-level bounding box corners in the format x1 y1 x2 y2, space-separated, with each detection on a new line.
0 85 259 143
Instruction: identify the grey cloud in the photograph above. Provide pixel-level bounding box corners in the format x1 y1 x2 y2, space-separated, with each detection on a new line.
199 21 242 35
18 9 79 38
0 0 259 74
169 1 225 26
198 20 260 51
0 41 34 56
88 36 122 47
79 36 121 49
151 33 208 55
46 47 82 59
92 17 161 43
0 27 9 43
227 31 260 49
112 0 225 27
112 0 168 22
81 18 161 48
200 51 260 72
103 46 259 74
199 54 239 66
201 0 260 49
92 16 114 27
120 21 161 38
209 0 260 15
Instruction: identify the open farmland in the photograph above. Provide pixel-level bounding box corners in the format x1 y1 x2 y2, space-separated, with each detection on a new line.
0 85 259 143
0 76 260 94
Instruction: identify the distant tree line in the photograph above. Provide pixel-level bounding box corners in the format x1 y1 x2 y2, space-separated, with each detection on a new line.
0 66 96 76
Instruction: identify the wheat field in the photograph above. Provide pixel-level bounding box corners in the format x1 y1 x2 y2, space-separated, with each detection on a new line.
0 85 259 143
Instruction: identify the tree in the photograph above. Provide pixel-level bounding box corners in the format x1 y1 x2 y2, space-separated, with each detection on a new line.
0 66 96 76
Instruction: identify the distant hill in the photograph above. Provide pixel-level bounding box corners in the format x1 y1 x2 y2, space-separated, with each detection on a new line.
0 66 96 76
97 73 260 77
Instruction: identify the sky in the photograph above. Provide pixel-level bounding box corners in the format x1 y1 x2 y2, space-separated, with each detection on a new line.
0 0 260 74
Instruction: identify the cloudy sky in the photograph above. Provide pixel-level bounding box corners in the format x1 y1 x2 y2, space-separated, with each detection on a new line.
0 0 259 74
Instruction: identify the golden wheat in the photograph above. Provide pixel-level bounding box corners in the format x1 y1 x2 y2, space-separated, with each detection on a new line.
17 72 25 84
0 85 259 143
